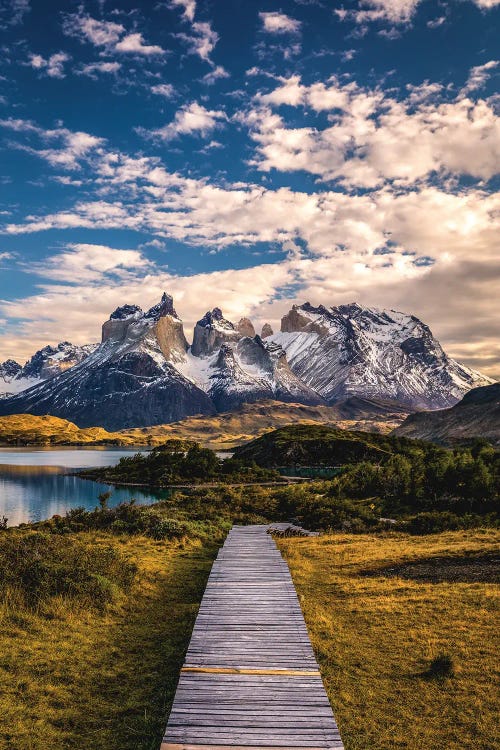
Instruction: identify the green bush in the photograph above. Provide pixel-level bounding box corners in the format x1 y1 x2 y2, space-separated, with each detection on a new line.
0 532 136 610
403 511 487 535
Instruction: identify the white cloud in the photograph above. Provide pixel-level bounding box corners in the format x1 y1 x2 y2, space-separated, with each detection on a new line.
0 118 105 170
259 12 302 34
62 12 165 56
336 0 500 26
63 14 124 47
169 0 196 22
28 52 70 79
77 61 121 78
26 243 153 283
201 65 230 85
462 60 499 93
114 33 165 56
143 101 226 140
247 76 500 187
177 20 218 63
0 0 30 27
151 83 175 97
1 106 499 376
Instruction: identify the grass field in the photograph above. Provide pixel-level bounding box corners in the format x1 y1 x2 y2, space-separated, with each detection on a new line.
0 533 219 750
280 529 500 750
0 527 498 750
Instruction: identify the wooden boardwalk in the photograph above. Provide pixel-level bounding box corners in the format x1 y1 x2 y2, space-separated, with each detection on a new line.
161 525 344 750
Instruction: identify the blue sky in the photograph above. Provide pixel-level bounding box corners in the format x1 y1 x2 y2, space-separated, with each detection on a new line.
0 0 499 377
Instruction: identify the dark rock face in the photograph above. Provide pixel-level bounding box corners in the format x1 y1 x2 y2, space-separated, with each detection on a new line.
261 323 273 338
0 359 22 379
110 304 142 320
145 292 178 320
20 342 94 380
271 302 491 410
0 294 492 428
0 351 215 430
191 308 240 357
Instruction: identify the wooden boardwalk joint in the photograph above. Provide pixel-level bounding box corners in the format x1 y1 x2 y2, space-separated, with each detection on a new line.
161 524 344 749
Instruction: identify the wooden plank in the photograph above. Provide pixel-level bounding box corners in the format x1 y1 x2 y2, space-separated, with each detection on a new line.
161 525 344 749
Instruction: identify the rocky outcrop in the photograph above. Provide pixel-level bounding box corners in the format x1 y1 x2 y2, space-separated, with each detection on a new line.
0 359 22 380
237 318 256 338
261 323 273 339
0 295 492 427
191 308 241 357
270 302 492 410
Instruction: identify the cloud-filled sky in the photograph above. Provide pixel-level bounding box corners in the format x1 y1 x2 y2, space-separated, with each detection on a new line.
0 0 499 377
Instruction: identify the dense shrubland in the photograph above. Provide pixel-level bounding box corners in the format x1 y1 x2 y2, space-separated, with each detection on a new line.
74 428 498 535
82 439 280 485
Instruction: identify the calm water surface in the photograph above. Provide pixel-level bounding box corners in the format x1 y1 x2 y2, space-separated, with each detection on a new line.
0 448 168 526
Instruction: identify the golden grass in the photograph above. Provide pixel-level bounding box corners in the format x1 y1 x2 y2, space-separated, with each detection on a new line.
279 529 500 750
0 401 404 449
0 414 136 446
0 534 218 750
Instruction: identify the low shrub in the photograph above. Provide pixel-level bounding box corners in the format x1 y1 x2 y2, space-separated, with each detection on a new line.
0 532 136 611
402 511 496 535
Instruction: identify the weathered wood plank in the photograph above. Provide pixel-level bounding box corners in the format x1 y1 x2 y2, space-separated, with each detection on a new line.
160 525 344 749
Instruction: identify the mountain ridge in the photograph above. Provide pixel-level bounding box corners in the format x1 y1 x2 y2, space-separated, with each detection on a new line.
0 294 492 429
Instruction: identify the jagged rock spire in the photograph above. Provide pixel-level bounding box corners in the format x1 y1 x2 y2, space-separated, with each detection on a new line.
145 292 178 320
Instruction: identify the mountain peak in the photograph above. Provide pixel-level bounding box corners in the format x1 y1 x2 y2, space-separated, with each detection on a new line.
145 292 178 320
197 307 234 329
191 308 239 356
110 304 143 321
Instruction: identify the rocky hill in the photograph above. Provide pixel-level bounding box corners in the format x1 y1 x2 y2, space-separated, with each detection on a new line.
0 294 491 429
393 382 500 445
0 342 96 397
270 302 490 409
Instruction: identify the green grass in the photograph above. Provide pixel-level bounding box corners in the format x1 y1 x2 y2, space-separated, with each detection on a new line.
279 528 500 750
0 533 219 750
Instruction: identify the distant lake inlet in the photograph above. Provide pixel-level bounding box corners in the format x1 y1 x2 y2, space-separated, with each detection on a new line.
0 448 168 526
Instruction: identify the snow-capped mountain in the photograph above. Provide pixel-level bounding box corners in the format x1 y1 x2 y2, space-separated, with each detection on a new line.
0 342 96 398
177 308 323 411
269 302 492 410
0 294 492 429
0 295 214 430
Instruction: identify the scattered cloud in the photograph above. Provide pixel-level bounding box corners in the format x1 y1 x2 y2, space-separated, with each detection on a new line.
151 83 175 97
0 118 104 170
247 75 500 187
176 20 218 63
201 65 229 85
77 61 121 78
169 0 196 22
26 243 154 283
462 60 499 93
62 12 165 56
62 13 124 47
259 12 302 34
141 101 225 140
0 0 30 27
114 33 165 56
28 52 70 79
336 0 500 27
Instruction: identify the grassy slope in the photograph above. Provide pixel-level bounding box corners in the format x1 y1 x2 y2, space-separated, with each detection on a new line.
280 529 500 750
0 414 136 446
0 401 405 449
0 534 218 750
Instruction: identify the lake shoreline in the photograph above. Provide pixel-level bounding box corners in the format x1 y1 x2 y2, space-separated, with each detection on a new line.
0 447 165 526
